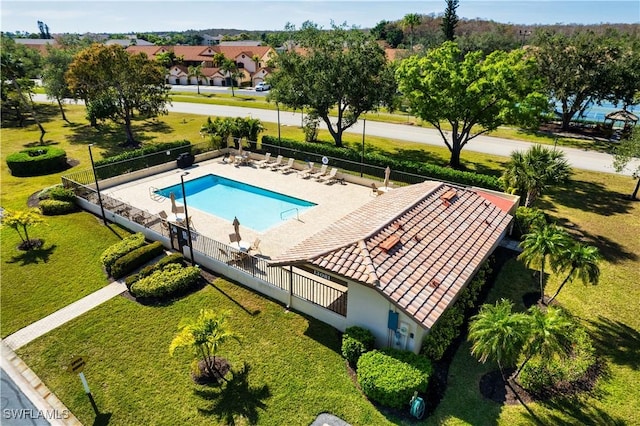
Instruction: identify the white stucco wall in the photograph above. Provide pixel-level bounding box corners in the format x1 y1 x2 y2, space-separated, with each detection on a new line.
346 283 424 354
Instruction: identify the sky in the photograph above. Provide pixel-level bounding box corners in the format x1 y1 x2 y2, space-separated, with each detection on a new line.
1 1 638 35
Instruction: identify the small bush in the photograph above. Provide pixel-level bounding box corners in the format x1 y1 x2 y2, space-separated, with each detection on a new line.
357 348 432 409
155 252 185 269
39 199 77 216
130 263 200 299
519 326 597 395
100 233 146 275
6 147 68 177
342 326 375 366
47 186 76 202
111 241 165 279
124 252 184 289
513 206 547 239
124 273 140 290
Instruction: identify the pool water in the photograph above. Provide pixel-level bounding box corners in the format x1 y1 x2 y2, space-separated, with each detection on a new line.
155 174 316 232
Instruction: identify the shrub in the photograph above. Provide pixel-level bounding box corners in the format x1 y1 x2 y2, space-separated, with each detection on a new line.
111 241 165 279
130 263 201 299
124 252 184 288
48 186 76 202
261 135 501 190
357 348 432 409
513 206 547 239
100 233 146 275
342 326 375 366
6 147 68 177
94 140 191 179
421 261 492 360
39 199 77 216
519 325 597 395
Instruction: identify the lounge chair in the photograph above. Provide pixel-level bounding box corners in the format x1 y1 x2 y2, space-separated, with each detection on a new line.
310 164 328 180
276 158 295 174
297 162 315 179
319 167 339 184
229 233 240 244
256 152 272 168
249 238 261 254
268 155 284 170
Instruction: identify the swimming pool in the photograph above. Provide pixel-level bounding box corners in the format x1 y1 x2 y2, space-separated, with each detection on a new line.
155 174 316 232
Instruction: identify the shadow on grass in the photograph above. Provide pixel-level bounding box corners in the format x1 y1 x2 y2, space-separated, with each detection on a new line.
206 279 261 317
526 396 626 426
6 243 57 265
587 316 640 371
542 179 634 217
194 362 270 424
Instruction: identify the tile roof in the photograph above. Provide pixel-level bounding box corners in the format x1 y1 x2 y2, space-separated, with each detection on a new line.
270 181 515 329
126 45 274 63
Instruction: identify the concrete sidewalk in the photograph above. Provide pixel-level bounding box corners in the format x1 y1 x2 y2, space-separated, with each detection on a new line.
4 281 126 351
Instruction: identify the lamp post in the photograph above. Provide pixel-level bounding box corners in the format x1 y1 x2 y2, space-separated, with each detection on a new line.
276 102 281 154
360 117 366 177
180 172 195 264
88 144 107 225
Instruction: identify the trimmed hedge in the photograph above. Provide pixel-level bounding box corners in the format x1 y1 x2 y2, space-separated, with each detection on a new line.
130 263 200 299
6 147 68 177
342 326 375 366
261 135 501 190
357 348 432 409
111 241 165 279
100 233 146 275
39 199 77 216
420 261 492 361
94 140 191 179
125 252 185 289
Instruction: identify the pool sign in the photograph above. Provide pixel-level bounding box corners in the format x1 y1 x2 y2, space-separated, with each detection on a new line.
322 156 329 165
67 356 85 373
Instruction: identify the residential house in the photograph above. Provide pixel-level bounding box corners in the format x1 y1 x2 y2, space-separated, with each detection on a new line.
126 44 276 87
270 181 518 354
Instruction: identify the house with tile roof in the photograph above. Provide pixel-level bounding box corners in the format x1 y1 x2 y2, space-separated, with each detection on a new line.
126 44 276 87
270 181 519 354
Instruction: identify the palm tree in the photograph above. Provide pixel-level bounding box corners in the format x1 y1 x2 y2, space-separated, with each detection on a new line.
187 64 204 95
220 59 238 96
501 145 572 207
515 305 573 380
468 299 529 382
519 224 571 303
212 52 226 68
548 242 601 303
169 309 239 381
402 13 421 50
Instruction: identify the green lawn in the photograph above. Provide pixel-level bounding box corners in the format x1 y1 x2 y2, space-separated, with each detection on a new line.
2 103 639 425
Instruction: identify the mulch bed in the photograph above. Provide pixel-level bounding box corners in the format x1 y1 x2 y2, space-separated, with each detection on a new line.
479 369 534 405
192 356 231 385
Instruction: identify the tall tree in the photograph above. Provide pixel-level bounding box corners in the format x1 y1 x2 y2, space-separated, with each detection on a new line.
402 13 421 50
396 42 548 169
37 20 51 39
169 309 240 381
613 127 640 200
515 305 573 380
269 23 397 147
187 64 204 95
42 45 75 122
531 30 636 131
518 224 571 302
548 242 600 304
66 44 170 145
468 299 529 382
441 0 460 41
501 144 572 207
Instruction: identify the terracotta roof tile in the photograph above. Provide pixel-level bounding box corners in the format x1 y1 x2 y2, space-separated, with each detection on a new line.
271 181 513 329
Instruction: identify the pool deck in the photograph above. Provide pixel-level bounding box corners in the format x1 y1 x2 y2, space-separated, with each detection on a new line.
103 157 375 258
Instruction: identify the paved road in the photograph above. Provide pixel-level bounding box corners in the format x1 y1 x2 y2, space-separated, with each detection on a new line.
34 94 639 175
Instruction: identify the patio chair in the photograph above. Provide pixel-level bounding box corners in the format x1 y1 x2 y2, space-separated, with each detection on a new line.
319 167 339 184
249 238 261 254
229 233 240 244
297 162 315 179
268 155 284 170
310 164 328 180
276 158 295 174
255 152 272 168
